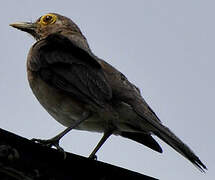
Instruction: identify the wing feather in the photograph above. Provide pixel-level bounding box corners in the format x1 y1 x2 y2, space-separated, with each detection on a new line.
28 33 112 107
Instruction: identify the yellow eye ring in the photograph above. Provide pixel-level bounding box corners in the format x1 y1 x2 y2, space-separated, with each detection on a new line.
40 14 57 25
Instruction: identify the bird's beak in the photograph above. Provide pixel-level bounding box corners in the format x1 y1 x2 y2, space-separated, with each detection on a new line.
10 22 37 32
10 22 39 39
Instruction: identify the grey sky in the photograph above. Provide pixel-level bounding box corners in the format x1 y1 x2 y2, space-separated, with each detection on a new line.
1 1 213 179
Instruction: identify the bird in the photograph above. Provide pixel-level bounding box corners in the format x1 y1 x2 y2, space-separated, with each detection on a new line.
10 13 207 171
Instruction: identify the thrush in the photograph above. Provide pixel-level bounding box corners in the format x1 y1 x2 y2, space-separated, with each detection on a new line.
10 13 207 171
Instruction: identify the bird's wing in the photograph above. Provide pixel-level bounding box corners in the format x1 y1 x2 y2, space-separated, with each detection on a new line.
28 33 112 107
99 59 161 123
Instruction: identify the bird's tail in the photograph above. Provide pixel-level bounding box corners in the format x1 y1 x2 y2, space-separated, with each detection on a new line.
154 123 207 172
131 99 207 172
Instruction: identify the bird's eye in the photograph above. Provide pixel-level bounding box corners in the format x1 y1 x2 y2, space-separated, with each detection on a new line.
40 14 57 25
44 15 52 22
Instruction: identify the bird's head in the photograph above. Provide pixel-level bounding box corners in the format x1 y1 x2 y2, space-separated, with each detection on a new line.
10 13 82 40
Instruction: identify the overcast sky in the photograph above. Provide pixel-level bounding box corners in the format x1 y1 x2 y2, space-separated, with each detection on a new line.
0 1 214 179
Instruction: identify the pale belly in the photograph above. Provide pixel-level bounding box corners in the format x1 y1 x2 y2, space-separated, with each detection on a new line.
27 70 151 134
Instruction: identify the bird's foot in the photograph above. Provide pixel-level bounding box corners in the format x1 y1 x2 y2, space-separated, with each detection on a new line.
88 154 98 160
31 138 62 150
31 138 66 159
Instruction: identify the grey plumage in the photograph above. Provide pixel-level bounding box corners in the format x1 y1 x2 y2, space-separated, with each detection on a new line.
10 13 207 172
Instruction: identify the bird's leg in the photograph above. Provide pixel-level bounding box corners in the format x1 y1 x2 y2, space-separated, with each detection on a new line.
32 112 91 152
88 130 113 159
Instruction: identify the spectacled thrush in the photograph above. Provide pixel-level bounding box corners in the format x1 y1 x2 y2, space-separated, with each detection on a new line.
10 13 207 171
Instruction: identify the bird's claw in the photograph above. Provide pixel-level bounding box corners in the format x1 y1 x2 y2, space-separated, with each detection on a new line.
31 138 59 148
88 154 97 160
31 138 66 159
